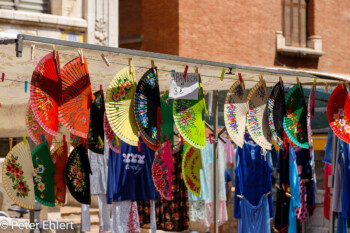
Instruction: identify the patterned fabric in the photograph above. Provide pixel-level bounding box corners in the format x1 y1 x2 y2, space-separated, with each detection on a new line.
295 179 307 223
104 113 121 153
127 202 140 233
268 82 285 148
30 51 60 135
182 145 202 197
2 142 35 209
25 102 53 147
88 91 105 154
32 142 56 206
50 142 68 206
189 200 207 221
203 201 228 227
152 140 174 200
59 56 92 138
112 201 131 233
65 144 92 204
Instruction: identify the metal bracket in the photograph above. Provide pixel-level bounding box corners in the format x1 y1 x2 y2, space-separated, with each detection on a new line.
16 34 23 57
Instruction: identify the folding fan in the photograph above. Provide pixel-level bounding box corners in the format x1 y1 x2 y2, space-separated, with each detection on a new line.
59 56 92 138
173 76 207 149
2 142 35 209
134 68 161 150
247 80 272 150
268 82 285 148
182 145 202 197
51 141 68 206
32 141 56 206
25 101 53 147
70 133 87 148
152 138 174 200
224 79 248 148
103 113 121 153
283 84 309 149
327 84 350 143
88 91 105 154
307 83 316 145
105 66 139 146
160 92 174 147
30 51 60 136
65 143 92 204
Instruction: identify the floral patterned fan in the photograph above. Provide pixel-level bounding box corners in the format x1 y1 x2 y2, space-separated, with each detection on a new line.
152 138 174 200
103 113 121 153
105 66 139 146
160 92 174 147
2 142 35 209
283 84 309 149
30 51 61 136
65 143 92 204
327 83 350 143
88 91 105 154
224 79 248 148
51 141 68 206
268 82 285 148
134 68 161 150
59 56 92 138
173 76 207 149
32 141 56 206
246 80 272 150
25 101 53 147
182 145 202 197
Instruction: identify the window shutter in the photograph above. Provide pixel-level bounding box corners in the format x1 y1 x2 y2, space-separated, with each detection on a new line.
17 0 49 13
0 0 15 10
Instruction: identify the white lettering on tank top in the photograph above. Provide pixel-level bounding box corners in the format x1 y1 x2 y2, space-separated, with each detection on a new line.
122 153 146 174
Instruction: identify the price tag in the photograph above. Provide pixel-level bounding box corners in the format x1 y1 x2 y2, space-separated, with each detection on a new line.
169 72 199 100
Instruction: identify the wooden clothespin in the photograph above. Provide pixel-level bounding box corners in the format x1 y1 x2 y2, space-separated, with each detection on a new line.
279 76 283 88
98 136 104 147
31 45 35 60
194 67 198 74
9 137 14 149
1 72 4 82
53 44 57 60
184 65 189 79
313 78 317 87
209 133 213 144
296 77 301 88
237 195 244 199
114 136 119 146
78 49 84 64
100 85 103 95
325 81 328 93
220 68 225 81
285 192 292 198
151 60 155 71
340 81 345 89
128 58 132 74
101 54 110 66
22 134 26 145
264 192 271 198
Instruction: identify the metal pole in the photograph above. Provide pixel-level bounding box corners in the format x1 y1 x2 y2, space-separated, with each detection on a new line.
212 90 219 233
329 133 337 233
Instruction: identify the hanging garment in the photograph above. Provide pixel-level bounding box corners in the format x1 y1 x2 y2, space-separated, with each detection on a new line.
288 145 300 233
341 140 350 218
127 202 141 233
111 201 131 233
107 140 155 203
238 195 271 233
324 163 332 219
224 139 235 164
337 213 348 233
81 204 91 232
32 142 56 206
333 140 344 213
150 200 157 233
203 201 228 227
234 140 274 219
324 127 334 164
89 149 108 195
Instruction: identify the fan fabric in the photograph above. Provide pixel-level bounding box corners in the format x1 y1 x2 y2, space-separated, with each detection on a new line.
51 142 68 206
30 51 61 136
65 143 92 204
247 80 272 150
32 142 56 206
70 133 87 148
160 93 174 147
283 84 309 149
327 84 350 143
307 83 316 145
88 91 105 154
106 66 138 146
25 101 53 147
134 68 161 150
268 82 285 148
224 80 248 148
182 145 202 197
59 56 92 138
152 139 174 200
103 113 121 153
2 142 35 210
173 76 207 149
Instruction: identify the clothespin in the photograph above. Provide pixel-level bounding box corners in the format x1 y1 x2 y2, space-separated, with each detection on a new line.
98 136 104 146
41 134 47 145
101 54 110 66
114 136 119 146
128 58 132 74
340 81 345 89
237 195 243 199
138 140 141 152
194 67 198 74
285 192 292 198
325 81 328 93
22 134 26 145
259 74 264 83
183 65 189 79
238 73 243 83
9 137 13 149
151 60 155 71
296 77 301 88
165 134 169 142
279 76 283 88
220 68 225 81
78 49 84 64
53 44 57 60
313 78 317 87
1 72 4 82
24 81 28 93
209 133 213 144
100 85 103 95
180 135 184 146
264 192 271 198
31 45 35 60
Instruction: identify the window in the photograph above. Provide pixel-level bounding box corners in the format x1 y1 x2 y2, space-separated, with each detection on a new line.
0 0 49 13
281 0 308 47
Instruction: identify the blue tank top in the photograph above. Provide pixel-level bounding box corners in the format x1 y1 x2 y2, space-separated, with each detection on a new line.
234 140 274 219
106 141 155 203
342 141 350 218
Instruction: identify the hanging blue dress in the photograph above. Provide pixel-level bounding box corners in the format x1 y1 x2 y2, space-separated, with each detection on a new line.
288 145 301 233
